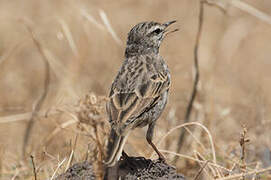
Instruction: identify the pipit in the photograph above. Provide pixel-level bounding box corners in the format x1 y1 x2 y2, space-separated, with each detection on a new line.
105 20 178 167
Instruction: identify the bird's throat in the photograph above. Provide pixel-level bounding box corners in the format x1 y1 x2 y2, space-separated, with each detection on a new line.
125 44 159 58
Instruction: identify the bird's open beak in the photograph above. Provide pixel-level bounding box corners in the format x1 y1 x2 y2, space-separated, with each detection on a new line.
163 20 179 36
163 20 177 27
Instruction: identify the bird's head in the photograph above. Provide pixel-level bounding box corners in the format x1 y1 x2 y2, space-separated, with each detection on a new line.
126 20 178 51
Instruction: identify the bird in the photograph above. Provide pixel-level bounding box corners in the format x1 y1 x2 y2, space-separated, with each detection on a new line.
105 20 178 167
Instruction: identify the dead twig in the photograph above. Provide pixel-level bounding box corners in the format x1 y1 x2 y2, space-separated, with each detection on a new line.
195 151 218 178
239 125 250 180
193 160 209 180
30 155 37 180
175 0 204 161
205 0 227 13
20 19 51 158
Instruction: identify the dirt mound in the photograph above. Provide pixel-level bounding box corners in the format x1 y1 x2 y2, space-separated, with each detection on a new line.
117 156 186 180
55 157 185 180
55 161 95 180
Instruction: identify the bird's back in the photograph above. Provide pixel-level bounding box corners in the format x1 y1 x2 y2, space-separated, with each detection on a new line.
110 53 170 95
107 53 170 134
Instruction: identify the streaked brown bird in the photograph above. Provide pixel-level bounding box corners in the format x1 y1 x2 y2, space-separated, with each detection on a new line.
105 20 178 167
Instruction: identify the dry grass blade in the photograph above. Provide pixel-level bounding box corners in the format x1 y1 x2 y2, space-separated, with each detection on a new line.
0 39 27 66
0 147 2 178
65 134 78 171
50 157 67 180
99 9 122 45
20 19 51 158
195 151 218 179
217 166 271 180
230 0 271 25
80 8 123 46
42 49 77 99
183 126 207 152
0 112 33 123
159 150 230 172
193 160 209 180
205 0 227 12
58 18 79 57
44 117 78 146
42 49 66 79
152 122 216 164
80 9 105 31
0 110 61 124
11 169 19 180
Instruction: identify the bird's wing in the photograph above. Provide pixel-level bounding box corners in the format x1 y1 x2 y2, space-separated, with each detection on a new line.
106 60 170 134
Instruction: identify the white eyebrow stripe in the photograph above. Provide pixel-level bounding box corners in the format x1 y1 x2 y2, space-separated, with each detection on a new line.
148 25 162 34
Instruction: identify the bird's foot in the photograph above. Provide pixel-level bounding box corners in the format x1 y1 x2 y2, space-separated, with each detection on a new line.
158 154 166 163
121 151 129 160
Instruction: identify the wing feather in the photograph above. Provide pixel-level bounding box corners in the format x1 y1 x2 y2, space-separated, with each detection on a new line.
107 57 170 135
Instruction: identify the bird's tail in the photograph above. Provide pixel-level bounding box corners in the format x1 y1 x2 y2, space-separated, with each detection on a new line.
105 128 128 167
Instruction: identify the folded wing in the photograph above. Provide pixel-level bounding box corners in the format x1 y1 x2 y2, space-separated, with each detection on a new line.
107 67 170 135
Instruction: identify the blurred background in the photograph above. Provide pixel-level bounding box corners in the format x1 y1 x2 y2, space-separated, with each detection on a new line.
0 0 271 179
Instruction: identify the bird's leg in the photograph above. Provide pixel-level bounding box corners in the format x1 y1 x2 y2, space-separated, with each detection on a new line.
146 122 166 162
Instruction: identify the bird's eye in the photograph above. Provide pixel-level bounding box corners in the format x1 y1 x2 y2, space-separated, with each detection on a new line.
153 28 162 34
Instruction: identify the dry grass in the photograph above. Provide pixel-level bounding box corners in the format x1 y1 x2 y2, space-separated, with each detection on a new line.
0 0 271 179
